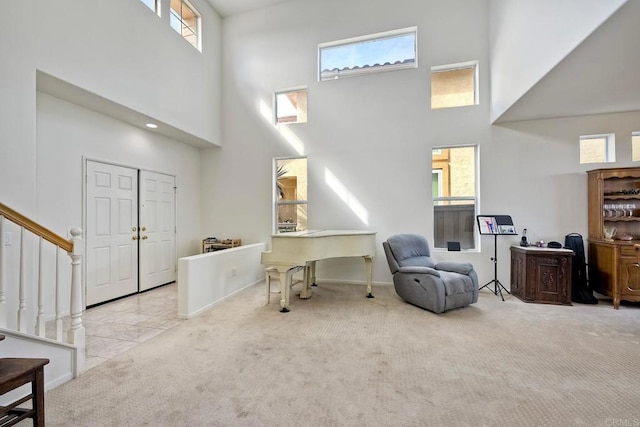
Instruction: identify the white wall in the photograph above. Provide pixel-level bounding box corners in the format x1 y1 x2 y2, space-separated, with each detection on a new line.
0 2 38 211
35 0 222 145
489 0 626 123
205 0 492 284
36 93 203 259
204 0 640 289
178 243 267 318
0 92 204 331
3 0 640 311
0 0 220 329
484 112 640 283
1 0 221 212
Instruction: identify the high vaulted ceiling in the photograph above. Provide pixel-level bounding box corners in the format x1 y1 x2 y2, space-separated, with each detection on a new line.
206 0 292 17
206 0 640 124
495 0 640 123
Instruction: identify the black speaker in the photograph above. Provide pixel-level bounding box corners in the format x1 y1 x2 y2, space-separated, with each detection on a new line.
447 241 461 251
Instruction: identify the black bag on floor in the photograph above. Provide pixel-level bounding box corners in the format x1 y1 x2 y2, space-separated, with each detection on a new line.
564 233 598 304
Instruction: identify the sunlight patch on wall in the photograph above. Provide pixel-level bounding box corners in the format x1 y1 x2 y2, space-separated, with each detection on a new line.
259 100 305 155
324 168 369 225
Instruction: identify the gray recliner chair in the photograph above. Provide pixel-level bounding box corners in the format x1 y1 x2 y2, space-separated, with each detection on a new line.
383 234 479 313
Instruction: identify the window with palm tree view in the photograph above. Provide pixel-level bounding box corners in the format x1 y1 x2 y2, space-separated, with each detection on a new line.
432 146 477 250
275 157 307 233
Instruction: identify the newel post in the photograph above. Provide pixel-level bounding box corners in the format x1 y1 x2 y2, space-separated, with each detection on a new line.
67 227 85 375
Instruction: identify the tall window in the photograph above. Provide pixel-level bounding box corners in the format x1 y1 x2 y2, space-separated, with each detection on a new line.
170 0 200 50
579 134 615 164
431 61 478 109
274 157 308 233
432 146 477 250
275 89 308 124
318 27 417 81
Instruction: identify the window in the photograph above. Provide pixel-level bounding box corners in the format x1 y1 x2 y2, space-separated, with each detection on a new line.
170 0 200 50
318 27 417 81
431 62 478 109
274 157 308 233
140 0 159 13
580 134 615 164
633 132 640 162
275 89 308 124
432 146 477 250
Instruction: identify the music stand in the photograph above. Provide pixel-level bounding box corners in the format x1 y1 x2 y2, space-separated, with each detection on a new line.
477 215 517 301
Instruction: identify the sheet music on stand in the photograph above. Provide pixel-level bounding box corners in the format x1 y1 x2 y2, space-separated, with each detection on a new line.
477 215 517 235
476 215 516 300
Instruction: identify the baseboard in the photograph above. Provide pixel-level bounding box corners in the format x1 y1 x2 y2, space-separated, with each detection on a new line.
313 279 393 287
177 279 263 319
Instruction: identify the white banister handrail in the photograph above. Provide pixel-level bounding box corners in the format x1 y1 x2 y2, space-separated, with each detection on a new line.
0 203 85 375
0 202 72 253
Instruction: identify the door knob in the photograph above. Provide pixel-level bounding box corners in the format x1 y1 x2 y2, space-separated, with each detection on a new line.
132 236 138 240
141 226 147 231
142 235 148 240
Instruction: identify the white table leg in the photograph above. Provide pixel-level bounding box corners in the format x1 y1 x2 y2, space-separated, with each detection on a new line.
310 261 317 286
276 266 293 312
299 261 315 299
364 256 374 298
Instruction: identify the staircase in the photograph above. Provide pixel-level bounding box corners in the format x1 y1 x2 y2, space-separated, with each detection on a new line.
0 202 85 390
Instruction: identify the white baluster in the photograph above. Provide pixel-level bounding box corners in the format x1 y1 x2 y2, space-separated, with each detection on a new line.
18 227 27 333
36 237 45 337
55 248 63 341
0 215 6 328
67 228 85 374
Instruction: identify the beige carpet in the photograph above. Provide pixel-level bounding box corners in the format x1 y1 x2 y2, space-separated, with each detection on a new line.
43 282 640 426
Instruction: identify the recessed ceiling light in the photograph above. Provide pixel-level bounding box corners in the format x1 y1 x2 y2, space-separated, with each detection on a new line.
145 123 158 129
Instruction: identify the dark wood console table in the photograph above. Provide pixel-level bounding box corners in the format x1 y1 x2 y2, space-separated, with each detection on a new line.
510 246 574 305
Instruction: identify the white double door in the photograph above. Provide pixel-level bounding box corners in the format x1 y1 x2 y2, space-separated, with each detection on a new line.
86 161 176 306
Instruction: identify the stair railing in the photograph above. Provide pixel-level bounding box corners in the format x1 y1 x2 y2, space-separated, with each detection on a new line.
0 202 84 374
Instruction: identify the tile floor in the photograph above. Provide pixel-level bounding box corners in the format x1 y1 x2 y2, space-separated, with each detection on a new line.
80 283 182 371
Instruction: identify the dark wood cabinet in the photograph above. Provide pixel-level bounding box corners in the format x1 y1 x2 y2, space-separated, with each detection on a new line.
510 246 573 305
587 167 640 309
